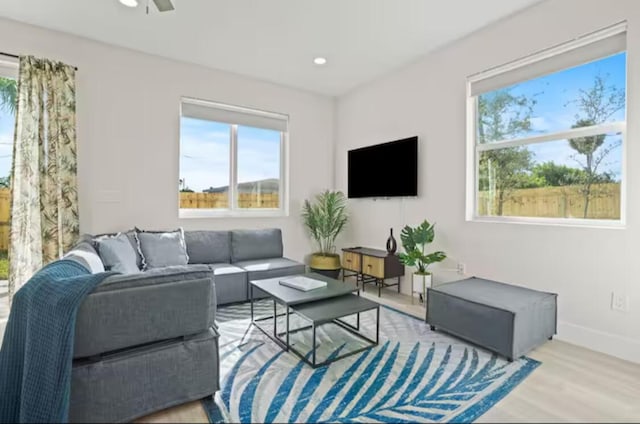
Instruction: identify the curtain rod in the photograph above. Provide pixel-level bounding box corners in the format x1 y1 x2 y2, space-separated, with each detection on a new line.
0 51 78 71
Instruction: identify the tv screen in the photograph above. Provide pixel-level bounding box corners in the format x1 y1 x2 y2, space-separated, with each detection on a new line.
348 136 418 198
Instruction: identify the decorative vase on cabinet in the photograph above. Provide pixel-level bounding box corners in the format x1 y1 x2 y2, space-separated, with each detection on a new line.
386 228 397 254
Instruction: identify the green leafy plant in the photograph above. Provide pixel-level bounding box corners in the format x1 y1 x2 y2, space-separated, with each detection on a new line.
302 190 348 256
0 250 7 280
398 219 446 275
0 77 17 114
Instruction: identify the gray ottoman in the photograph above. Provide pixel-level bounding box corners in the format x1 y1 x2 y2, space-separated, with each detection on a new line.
426 277 557 361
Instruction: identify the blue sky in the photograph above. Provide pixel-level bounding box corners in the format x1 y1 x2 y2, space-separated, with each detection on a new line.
0 101 13 180
180 117 280 192
481 52 626 179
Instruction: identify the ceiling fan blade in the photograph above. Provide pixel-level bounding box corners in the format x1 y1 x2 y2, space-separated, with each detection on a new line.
153 0 175 12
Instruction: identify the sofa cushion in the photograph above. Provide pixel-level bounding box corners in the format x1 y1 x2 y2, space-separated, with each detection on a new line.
434 278 556 313
75 264 215 358
96 233 140 274
92 264 212 293
64 241 105 274
70 328 219 424
208 263 246 276
231 228 283 262
135 228 189 270
185 231 231 264
234 257 305 281
89 230 143 270
208 263 248 305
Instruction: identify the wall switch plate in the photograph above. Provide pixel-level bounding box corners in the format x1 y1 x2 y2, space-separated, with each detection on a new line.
456 263 466 275
611 292 629 312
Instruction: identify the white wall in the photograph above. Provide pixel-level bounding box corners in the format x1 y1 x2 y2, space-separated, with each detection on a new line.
0 17 335 262
336 0 640 363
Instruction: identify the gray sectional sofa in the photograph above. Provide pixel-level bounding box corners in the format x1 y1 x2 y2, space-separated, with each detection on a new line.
62 228 304 423
184 228 305 304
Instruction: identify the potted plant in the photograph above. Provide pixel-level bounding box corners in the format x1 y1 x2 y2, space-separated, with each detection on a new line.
302 190 348 279
398 219 446 303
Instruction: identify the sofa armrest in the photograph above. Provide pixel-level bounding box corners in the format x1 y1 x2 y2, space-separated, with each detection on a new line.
74 265 216 358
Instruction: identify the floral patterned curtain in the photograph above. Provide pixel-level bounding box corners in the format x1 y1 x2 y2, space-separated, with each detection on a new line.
8 56 78 301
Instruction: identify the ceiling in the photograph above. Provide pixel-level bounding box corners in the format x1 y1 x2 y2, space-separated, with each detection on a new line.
0 0 542 96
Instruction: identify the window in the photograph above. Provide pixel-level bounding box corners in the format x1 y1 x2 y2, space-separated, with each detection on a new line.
0 59 17 278
467 23 627 226
179 98 288 217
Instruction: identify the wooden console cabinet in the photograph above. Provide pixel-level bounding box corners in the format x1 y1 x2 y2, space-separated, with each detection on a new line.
342 247 404 297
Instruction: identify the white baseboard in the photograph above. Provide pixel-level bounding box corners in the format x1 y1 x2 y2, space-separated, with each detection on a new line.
557 321 640 364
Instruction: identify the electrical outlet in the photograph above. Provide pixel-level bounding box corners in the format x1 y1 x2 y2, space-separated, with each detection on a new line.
456 263 466 275
611 292 629 312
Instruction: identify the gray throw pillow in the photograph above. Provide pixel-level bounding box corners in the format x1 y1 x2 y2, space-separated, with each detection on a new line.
64 241 105 274
135 228 189 270
97 233 140 274
91 229 143 270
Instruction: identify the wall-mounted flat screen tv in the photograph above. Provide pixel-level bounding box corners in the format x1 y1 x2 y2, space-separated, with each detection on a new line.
348 136 418 198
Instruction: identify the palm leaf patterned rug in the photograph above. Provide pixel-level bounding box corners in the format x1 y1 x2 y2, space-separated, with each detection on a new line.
203 300 539 423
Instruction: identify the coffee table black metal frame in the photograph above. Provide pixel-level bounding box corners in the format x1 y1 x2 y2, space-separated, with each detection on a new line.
250 273 380 368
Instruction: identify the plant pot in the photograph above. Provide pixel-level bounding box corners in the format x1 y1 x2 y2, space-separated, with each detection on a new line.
309 253 341 279
412 272 432 294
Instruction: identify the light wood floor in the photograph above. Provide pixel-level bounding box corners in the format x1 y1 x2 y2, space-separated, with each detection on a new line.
138 287 640 423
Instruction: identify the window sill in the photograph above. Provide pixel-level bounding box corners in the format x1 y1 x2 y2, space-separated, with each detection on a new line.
468 215 625 230
179 208 288 219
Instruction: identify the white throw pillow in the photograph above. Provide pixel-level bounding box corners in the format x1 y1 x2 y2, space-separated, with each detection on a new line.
64 246 105 274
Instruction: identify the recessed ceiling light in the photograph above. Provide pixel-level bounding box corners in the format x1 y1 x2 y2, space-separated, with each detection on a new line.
119 0 138 7
313 57 327 65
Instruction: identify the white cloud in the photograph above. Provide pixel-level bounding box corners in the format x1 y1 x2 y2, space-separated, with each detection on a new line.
179 131 280 192
237 136 279 183
529 136 622 177
529 113 577 134
180 133 230 191
529 117 550 132
179 118 281 192
547 113 577 132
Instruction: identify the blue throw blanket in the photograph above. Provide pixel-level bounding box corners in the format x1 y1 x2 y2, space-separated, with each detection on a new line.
0 260 114 423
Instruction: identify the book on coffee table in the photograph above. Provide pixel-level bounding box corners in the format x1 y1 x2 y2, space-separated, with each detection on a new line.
279 276 327 292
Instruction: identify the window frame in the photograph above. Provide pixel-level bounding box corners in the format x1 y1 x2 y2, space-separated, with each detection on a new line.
0 58 18 79
465 24 627 228
178 98 289 219
0 59 18 195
